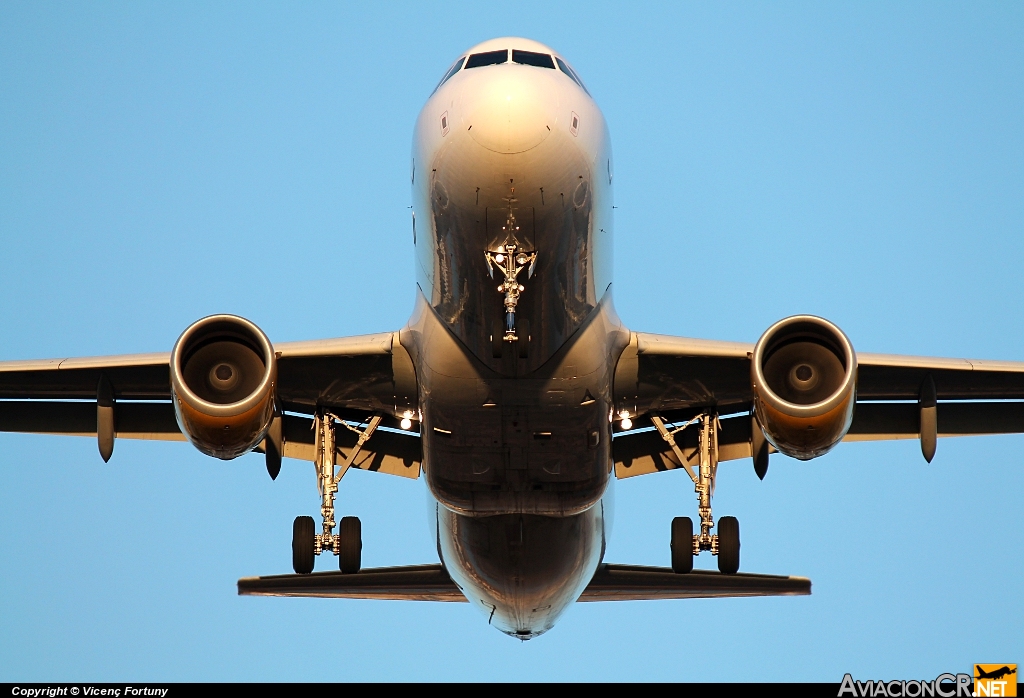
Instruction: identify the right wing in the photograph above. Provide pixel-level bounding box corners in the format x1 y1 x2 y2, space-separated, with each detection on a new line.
614 332 1024 412
612 331 1024 478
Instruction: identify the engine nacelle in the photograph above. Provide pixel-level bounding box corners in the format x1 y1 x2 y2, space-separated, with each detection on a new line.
751 315 857 460
170 314 277 460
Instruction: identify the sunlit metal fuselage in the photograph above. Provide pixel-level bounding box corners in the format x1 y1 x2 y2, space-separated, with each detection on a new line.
401 38 626 638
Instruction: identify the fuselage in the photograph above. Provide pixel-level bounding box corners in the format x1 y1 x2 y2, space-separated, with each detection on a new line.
399 38 628 638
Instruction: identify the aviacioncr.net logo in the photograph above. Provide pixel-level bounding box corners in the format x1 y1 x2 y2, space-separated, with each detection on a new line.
838 673 972 697
974 665 1017 697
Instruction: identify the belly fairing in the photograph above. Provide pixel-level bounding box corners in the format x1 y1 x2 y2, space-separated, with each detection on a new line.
401 290 629 517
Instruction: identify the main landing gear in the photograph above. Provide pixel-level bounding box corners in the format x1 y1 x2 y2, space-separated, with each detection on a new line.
291 411 380 575
652 411 741 575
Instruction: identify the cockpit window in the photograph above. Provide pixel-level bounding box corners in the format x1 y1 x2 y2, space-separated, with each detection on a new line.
512 50 555 69
555 56 590 96
465 50 508 69
433 57 465 93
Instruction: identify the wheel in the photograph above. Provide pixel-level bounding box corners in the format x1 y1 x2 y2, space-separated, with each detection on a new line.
491 320 504 358
717 516 740 574
671 516 693 573
292 515 315 574
517 319 530 359
339 516 362 574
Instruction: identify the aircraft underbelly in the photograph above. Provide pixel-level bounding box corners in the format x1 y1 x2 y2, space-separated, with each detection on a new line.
406 293 624 637
425 399 609 515
402 289 628 517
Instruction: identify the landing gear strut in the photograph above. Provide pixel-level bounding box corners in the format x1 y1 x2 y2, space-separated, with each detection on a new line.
655 410 741 574
484 188 537 356
291 410 378 574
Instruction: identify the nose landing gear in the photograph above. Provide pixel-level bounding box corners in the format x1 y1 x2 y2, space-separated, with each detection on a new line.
655 411 741 574
484 191 537 356
291 411 379 574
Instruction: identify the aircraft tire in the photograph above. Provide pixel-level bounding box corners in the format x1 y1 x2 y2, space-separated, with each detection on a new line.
671 516 693 573
292 515 315 575
717 516 740 574
339 516 362 574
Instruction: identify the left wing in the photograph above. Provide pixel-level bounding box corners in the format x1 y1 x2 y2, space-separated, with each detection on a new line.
612 331 1024 477
0 332 421 476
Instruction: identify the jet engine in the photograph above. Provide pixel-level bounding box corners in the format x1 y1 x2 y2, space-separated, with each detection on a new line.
170 314 277 459
751 315 857 460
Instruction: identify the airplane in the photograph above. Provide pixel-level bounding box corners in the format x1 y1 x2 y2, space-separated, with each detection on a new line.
3 36 1024 640
976 667 1016 681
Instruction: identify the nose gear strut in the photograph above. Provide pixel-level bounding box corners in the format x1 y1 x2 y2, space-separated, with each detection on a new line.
484 188 537 344
485 243 537 342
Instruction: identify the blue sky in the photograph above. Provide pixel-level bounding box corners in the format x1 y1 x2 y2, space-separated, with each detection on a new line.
1 1 1021 682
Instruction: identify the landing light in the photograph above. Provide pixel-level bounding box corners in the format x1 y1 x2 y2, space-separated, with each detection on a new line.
400 411 413 430
619 411 632 431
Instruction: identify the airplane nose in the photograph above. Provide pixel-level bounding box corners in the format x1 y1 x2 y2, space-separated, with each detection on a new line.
461 69 557 154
